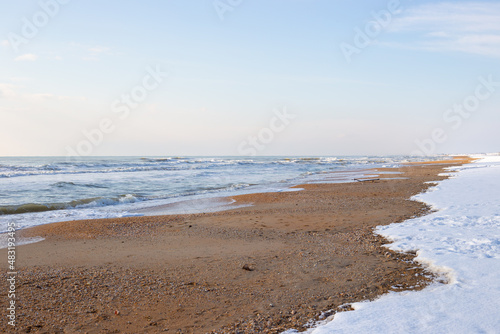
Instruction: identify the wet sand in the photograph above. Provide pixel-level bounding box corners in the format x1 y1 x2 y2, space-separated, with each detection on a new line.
0 157 472 333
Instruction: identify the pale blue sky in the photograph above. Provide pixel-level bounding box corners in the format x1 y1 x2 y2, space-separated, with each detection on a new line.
1 0 499 156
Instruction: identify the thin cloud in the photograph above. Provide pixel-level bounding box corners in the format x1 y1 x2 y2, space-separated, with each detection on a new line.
31 93 55 99
69 42 113 61
88 46 111 54
0 83 85 102
0 83 17 98
29 93 86 101
9 77 33 83
386 2 500 57
14 54 38 61
85 46 112 60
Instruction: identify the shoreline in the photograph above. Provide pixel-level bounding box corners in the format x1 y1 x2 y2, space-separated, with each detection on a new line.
1 157 473 333
0 156 449 235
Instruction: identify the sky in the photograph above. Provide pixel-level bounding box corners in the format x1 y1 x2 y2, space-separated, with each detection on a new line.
1 0 499 157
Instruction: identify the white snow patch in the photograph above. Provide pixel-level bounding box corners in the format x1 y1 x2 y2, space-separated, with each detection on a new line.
303 154 500 333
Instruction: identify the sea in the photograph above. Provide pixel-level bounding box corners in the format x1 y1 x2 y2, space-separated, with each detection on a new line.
0 156 442 233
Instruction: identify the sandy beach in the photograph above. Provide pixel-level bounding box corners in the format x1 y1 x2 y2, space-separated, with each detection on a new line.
0 157 472 333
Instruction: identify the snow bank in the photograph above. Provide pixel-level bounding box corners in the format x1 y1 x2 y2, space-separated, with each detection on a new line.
309 154 500 333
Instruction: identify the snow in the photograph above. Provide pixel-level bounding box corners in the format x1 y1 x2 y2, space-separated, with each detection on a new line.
307 154 500 334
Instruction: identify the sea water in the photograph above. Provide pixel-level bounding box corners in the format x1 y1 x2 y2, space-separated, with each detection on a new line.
0 156 442 232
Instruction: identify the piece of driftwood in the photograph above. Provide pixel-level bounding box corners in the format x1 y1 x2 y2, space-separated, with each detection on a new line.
354 178 380 182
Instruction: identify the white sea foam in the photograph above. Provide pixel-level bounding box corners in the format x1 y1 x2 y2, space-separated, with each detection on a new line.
0 233 45 249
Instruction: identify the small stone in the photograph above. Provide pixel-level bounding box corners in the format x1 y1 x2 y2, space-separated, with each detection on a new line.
242 264 254 271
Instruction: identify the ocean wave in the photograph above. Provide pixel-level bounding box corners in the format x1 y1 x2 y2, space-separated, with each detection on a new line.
0 157 386 178
141 157 174 162
51 181 108 189
0 203 67 215
0 181 254 216
142 156 186 161
0 194 143 215
0 165 191 178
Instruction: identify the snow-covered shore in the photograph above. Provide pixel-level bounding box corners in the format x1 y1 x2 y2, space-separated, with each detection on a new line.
310 154 500 333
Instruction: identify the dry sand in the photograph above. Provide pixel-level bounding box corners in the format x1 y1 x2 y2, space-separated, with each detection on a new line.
0 157 473 333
